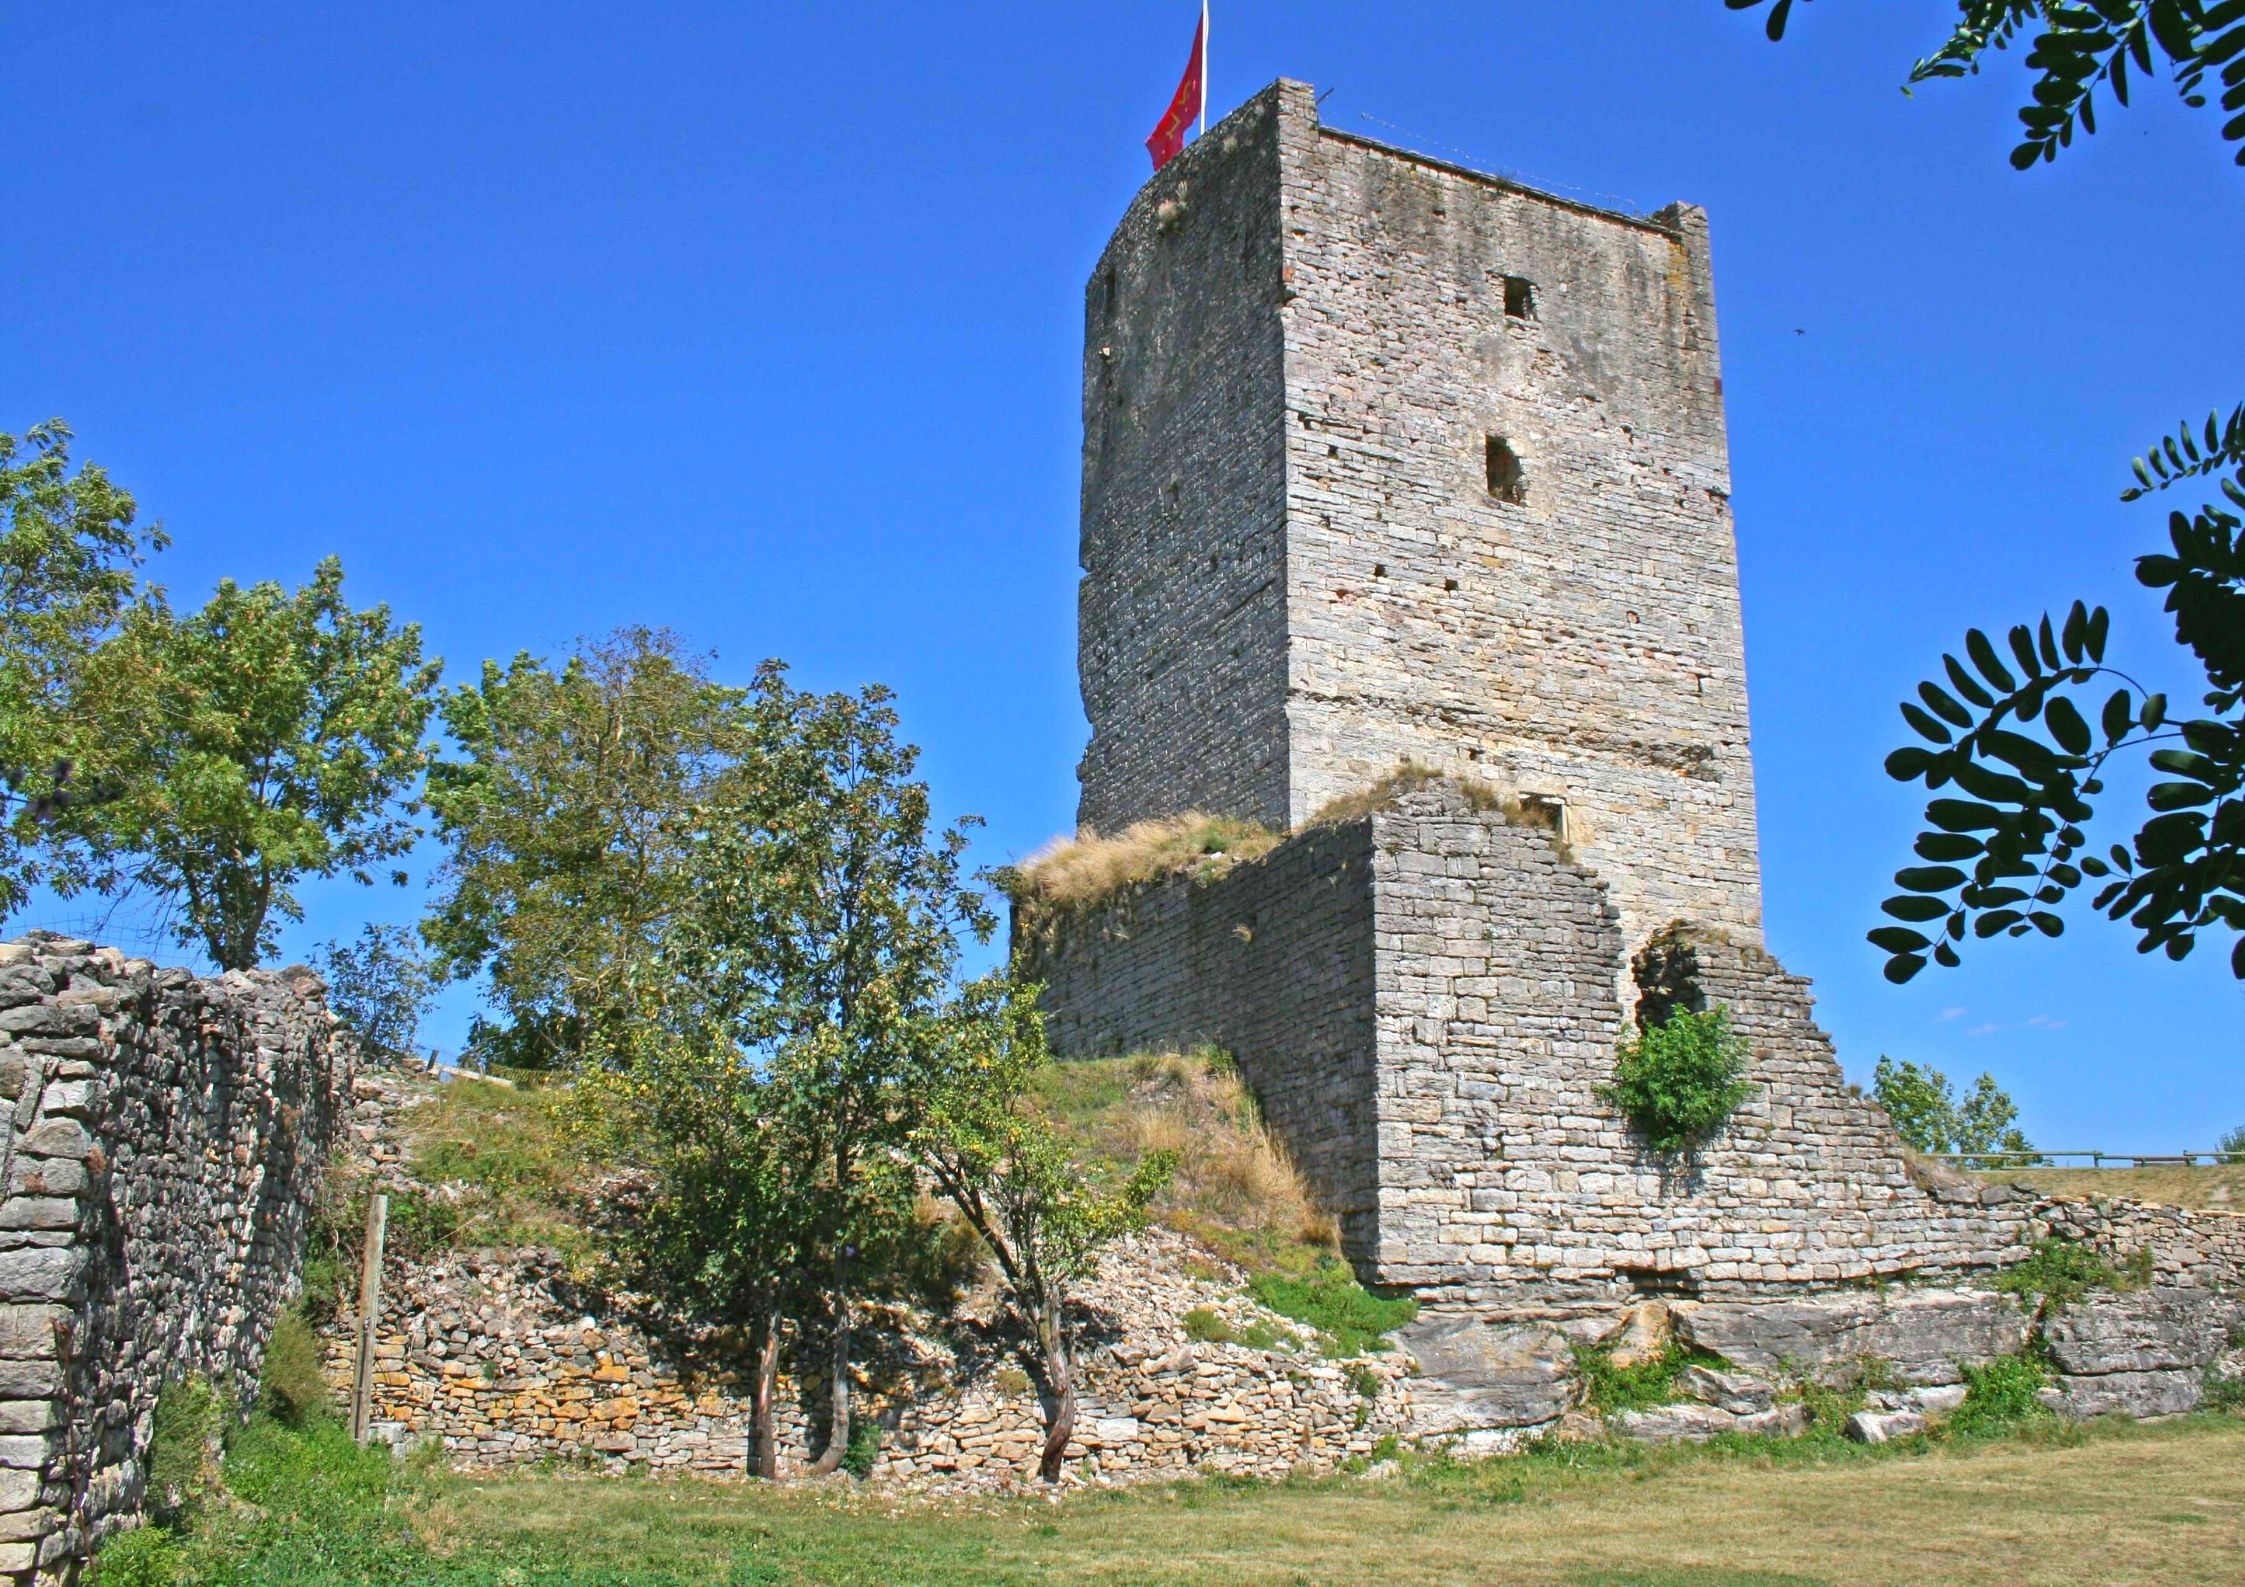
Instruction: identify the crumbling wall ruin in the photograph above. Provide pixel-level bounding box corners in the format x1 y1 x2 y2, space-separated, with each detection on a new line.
0 935 349 1584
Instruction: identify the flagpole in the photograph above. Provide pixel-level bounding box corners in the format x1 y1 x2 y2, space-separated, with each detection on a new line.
1198 0 1209 135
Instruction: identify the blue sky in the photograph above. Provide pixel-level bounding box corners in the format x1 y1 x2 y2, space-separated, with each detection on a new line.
3 2 2237 1147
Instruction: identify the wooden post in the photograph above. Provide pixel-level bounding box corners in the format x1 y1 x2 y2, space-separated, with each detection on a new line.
350 1192 388 1446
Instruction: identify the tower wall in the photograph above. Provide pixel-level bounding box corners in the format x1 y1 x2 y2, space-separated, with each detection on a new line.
1074 81 1763 943
1075 92 1295 835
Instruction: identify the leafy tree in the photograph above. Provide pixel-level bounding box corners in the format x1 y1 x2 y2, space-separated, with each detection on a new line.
637 660 993 1476
571 1001 824 1480
0 420 163 913
2215 1121 2245 1162
1601 1005 1754 1154
914 977 1173 1480
313 923 435 1064
423 628 752 1070
1871 1056 2039 1166
1720 3 2245 981
62 557 436 969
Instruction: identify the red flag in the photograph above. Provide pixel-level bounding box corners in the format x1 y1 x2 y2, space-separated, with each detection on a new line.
1145 4 1207 172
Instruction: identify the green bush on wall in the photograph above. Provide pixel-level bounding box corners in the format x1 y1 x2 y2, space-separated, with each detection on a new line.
1601 1005 1753 1154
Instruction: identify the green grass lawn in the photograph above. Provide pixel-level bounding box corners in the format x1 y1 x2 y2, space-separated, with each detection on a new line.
100 1411 2245 1587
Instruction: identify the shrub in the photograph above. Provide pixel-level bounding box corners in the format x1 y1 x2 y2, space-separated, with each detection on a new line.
1572 1342 1721 1415
1182 1307 1236 1344
258 1307 335 1426
841 1418 882 1479
2216 1123 2245 1165
1247 1260 1417 1357
145 1376 226 1525
1993 1238 2149 1309
1602 1006 1753 1154
1946 1354 2052 1437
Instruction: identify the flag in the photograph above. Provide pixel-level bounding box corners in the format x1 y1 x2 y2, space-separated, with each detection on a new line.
1145 3 1208 172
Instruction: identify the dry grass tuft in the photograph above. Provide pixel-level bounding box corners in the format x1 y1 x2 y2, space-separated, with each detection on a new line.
1004 814 1282 911
1309 761 1573 857
1975 1161 2245 1213
1039 1048 1335 1276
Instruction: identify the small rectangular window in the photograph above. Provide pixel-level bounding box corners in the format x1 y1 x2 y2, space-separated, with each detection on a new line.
1485 436 1525 504
1503 276 1536 320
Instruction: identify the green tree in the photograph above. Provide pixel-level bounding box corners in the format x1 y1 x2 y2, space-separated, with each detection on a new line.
0 420 163 913
63 557 436 969
422 628 752 1070
1871 1056 2039 1166
674 661 993 1476
1721 3 2245 981
914 977 1173 1481
571 1000 824 1480
313 923 435 1064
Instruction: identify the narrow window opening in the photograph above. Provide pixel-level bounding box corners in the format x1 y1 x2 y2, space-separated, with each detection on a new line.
1485 436 1526 504
1502 276 1536 320
1372 563 1387 578
1443 578 1459 593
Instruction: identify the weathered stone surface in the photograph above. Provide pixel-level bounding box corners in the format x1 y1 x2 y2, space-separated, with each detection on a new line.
1908 1384 1968 1415
1615 1400 1806 1445
2052 1369 2202 1419
1397 1316 1577 1433
1676 1289 2029 1386
1606 1303 1672 1370
1845 1409 1925 1445
0 934 349 1585
1677 1364 1773 1415
2042 1287 2239 1376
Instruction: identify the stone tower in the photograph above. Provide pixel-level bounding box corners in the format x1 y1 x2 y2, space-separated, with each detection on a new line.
1026 81 2031 1303
1076 80 1762 943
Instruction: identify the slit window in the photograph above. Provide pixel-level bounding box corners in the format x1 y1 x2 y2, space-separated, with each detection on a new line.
1485 436 1526 504
1503 276 1536 320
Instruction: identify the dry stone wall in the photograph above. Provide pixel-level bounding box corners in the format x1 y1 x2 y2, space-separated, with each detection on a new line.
0 935 349 1585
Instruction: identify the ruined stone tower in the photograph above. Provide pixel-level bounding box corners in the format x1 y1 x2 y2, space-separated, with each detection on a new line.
1077 79 1762 944
1028 81 2025 1306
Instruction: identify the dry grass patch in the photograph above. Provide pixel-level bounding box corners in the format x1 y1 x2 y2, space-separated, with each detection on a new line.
1004 815 1283 912
1975 1161 2245 1212
1038 1049 1335 1277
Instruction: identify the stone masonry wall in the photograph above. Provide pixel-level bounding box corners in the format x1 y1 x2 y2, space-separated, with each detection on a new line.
1075 88 1295 836
1018 821 1382 1256
1366 787 2024 1305
1024 785 2029 1300
0 934 349 1585
1278 85 1762 948
318 1226 1416 1492
1074 81 1763 948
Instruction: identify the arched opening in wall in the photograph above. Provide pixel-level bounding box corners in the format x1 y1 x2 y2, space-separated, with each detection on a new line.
1484 436 1525 504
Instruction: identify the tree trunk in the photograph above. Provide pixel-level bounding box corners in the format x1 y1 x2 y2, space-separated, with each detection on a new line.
1035 1290 1075 1483
808 1246 852 1476
749 1310 781 1481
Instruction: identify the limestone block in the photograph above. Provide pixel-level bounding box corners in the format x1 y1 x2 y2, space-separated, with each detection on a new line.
1396 1316 1577 1432
2051 1369 2202 1420
1845 1409 1924 1444
1676 1364 1772 1414
2042 1287 2238 1376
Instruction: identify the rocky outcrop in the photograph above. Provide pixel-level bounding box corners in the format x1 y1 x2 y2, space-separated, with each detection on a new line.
0 935 350 1585
1675 1289 2032 1386
1393 1316 1577 1436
